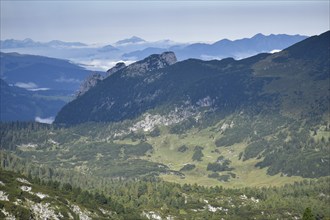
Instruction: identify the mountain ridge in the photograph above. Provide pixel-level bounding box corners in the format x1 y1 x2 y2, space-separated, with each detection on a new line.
115 36 146 45
55 31 322 126
0 52 92 92
0 38 87 49
2 34 308 69
123 33 308 61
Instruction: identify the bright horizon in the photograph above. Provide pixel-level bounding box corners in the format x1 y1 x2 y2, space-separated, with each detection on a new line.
1 1 329 44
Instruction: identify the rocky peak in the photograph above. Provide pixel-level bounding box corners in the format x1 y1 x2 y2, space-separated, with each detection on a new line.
124 51 177 77
115 36 146 45
76 72 103 97
106 62 126 77
159 51 177 65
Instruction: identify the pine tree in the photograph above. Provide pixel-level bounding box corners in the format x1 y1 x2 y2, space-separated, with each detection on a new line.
302 207 314 220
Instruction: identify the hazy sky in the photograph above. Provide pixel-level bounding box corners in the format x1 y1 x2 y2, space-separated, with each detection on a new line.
1 1 329 44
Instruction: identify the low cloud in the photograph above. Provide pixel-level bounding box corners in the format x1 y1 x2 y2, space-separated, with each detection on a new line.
55 76 81 83
200 54 224 60
270 49 281 54
28 88 50 91
14 82 50 91
77 59 136 71
35 116 54 124
15 82 38 89
234 52 259 60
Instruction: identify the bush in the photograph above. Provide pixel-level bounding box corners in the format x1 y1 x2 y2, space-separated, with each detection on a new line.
180 164 196 172
218 174 230 182
192 146 204 161
178 145 188 153
207 157 233 172
169 118 197 134
243 139 268 161
207 162 233 172
62 183 73 192
123 142 153 156
228 172 236 178
208 173 220 179
208 173 231 182
302 207 314 220
215 125 251 147
149 127 161 137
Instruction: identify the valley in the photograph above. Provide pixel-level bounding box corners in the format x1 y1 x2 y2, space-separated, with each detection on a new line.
0 116 329 219
0 28 329 219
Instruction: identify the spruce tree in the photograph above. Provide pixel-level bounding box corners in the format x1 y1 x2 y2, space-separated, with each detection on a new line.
302 207 314 220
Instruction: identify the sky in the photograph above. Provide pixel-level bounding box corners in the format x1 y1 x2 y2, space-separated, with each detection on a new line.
0 0 329 44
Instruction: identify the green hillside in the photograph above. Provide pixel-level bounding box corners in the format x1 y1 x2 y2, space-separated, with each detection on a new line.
55 31 329 125
1 166 330 219
0 32 329 219
49 32 330 183
0 79 67 121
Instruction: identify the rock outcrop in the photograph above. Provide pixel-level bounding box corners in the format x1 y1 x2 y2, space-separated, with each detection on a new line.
123 51 177 77
76 72 103 97
106 62 126 77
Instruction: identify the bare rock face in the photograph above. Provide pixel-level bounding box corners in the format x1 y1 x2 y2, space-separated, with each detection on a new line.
124 51 177 77
159 51 177 66
106 62 126 77
76 72 103 97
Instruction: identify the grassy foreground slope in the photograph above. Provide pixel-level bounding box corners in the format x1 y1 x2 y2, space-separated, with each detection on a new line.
1 168 330 220
1 114 329 188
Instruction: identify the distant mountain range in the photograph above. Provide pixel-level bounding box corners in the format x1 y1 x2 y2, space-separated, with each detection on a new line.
55 31 328 125
115 36 146 45
0 38 87 49
123 33 308 60
1 34 308 70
